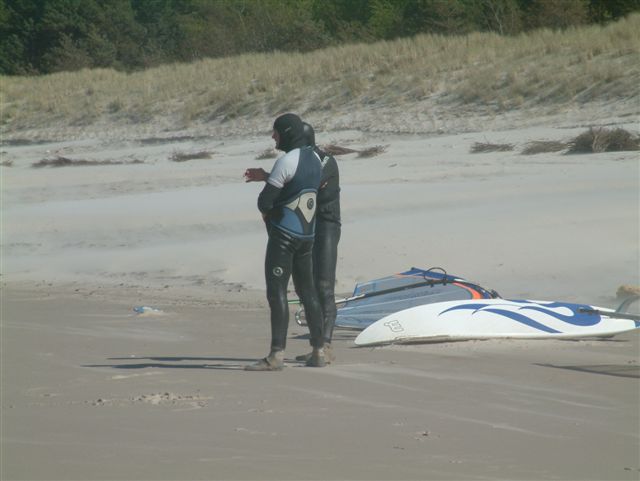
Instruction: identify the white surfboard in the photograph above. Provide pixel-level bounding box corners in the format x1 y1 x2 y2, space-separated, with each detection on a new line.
354 299 640 346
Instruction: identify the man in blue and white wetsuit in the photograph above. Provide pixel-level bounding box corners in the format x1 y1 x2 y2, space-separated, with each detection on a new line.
245 113 326 371
245 121 341 364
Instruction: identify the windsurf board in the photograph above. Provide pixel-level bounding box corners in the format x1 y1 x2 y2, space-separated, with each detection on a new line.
354 298 640 346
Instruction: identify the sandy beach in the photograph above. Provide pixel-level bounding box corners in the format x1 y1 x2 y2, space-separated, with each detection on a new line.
1 110 639 480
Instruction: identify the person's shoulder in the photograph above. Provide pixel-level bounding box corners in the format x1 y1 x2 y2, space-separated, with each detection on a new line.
313 146 326 157
273 149 300 166
320 150 338 171
314 147 335 162
278 148 298 159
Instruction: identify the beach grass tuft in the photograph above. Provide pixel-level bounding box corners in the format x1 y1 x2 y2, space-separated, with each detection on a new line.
567 127 640 153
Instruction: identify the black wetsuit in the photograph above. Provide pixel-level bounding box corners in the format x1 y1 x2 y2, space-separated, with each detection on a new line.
258 144 324 352
313 146 341 343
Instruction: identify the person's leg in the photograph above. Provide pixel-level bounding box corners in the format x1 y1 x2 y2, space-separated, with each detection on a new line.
292 241 326 367
246 230 293 371
294 220 341 364
313 220 341 343
265 232 294 352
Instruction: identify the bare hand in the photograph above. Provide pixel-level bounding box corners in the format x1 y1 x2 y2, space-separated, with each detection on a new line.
244 168 268 182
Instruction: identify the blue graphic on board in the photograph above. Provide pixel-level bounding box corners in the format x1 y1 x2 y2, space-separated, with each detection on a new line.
439 300 604 333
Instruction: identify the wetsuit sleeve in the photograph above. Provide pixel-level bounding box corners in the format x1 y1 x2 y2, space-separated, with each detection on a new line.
258 182 281 214
321 156 338 189
314 147 336 190
315 149 341 224
267 151 298 189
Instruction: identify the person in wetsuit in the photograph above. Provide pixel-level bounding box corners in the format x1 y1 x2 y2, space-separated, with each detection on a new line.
295 122 341 363
245 121 341 364
244 113 326 371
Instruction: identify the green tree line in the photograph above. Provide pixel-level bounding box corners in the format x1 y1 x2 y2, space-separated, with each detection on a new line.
1 0 638 75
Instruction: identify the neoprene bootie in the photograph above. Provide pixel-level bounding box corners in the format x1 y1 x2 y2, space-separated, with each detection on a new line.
245 350 285 371
296 343 334 364
305 347 327 367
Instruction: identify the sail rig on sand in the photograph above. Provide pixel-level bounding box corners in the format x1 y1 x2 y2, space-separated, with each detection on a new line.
294 267 499 330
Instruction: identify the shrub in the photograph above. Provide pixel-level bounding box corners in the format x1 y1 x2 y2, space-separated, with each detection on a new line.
567 127 639 153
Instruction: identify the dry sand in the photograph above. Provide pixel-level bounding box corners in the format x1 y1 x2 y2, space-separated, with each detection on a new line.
1 109 639 480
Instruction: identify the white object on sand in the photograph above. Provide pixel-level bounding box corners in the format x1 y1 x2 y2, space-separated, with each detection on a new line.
354 298 640 346
133 306 164 316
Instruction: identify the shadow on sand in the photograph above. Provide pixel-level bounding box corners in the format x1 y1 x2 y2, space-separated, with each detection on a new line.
535 363 640 379
83 355 304 371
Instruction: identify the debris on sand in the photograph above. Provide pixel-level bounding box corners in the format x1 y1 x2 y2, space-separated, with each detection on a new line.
617 285 640 299
32 156 144 168
322 144 388 158
170 150 213 162
470 142 514 153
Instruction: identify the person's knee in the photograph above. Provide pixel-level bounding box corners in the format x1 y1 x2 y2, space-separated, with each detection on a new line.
297 288 316 304
266 292 279 304
316 278 334 297
266 284 287 305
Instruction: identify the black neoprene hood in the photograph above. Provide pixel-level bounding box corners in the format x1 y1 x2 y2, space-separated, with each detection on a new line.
273 113 306 152
302 122 316 146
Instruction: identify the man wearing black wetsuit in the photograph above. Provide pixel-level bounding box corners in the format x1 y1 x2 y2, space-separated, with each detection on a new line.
245 113 326 371
295 122 341 363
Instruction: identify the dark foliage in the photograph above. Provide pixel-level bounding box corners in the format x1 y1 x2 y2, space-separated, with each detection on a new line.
1 0 639 75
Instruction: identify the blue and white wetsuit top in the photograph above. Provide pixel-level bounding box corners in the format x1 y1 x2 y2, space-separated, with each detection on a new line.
264 146 322 240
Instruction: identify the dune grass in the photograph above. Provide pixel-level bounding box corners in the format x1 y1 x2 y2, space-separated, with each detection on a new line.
1 14 638 136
